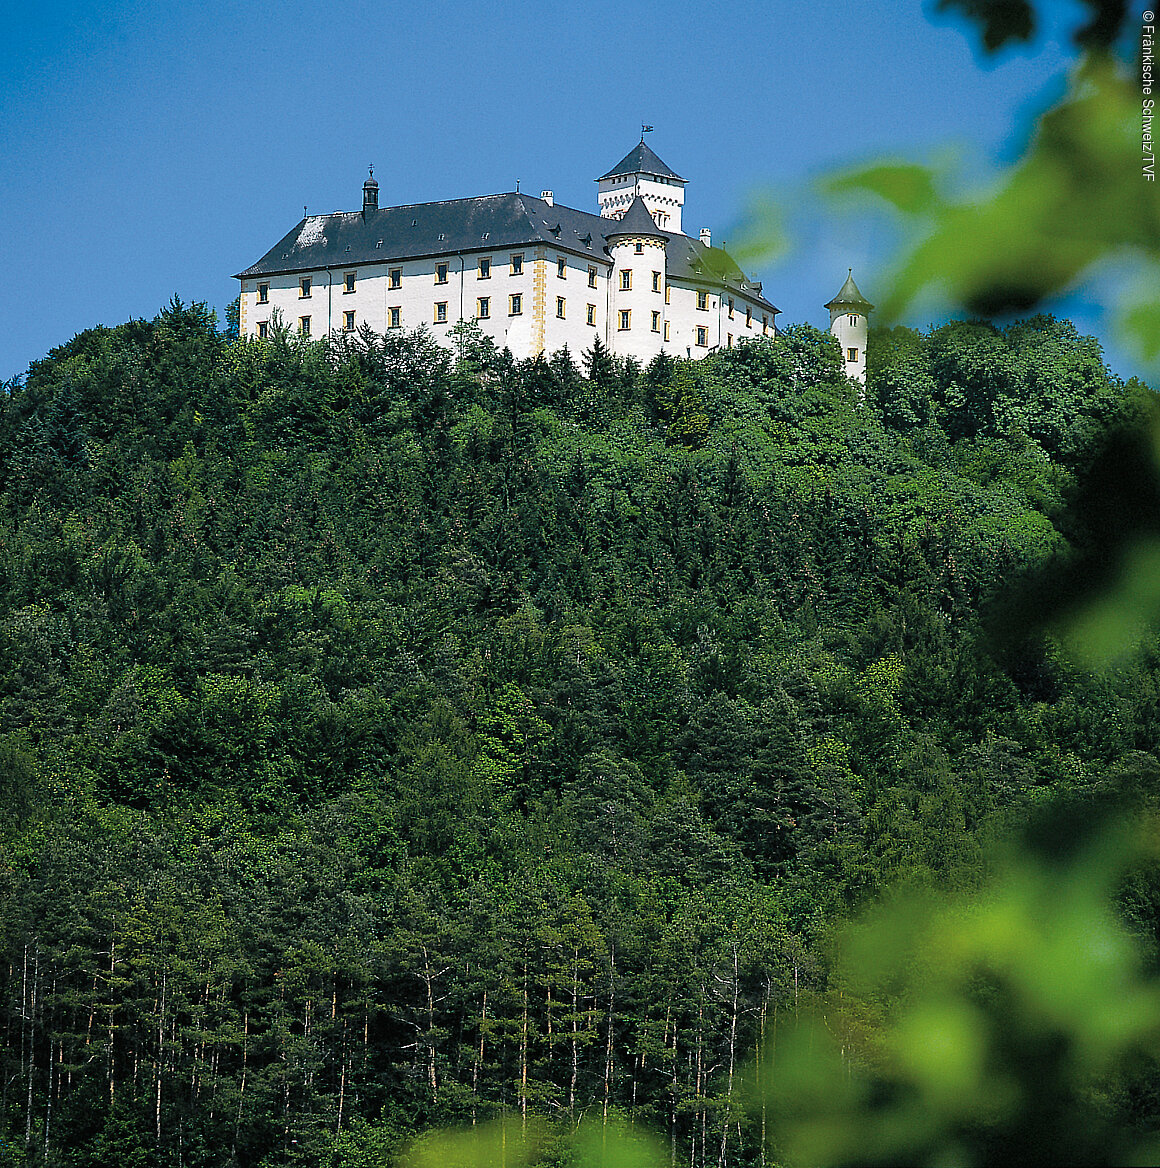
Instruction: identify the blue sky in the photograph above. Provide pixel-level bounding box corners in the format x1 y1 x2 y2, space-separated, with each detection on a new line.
1 0 1125 383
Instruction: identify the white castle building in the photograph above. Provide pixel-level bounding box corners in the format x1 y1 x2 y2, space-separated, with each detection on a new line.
234 138 870 374
235 140 782 362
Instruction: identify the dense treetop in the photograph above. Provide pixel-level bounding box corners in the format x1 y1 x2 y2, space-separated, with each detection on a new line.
0 302 1155 1166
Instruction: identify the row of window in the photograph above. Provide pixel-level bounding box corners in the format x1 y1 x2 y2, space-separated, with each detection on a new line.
269 256 606 300
259 305 768 344
616 270 665 292
260 267 765 311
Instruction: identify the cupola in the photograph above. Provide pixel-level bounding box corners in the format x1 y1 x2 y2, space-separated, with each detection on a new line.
362 168 379 216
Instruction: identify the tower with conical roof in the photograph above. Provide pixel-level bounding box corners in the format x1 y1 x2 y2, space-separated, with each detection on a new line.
606 195 669 362
597 138 687 233
826 270 873 384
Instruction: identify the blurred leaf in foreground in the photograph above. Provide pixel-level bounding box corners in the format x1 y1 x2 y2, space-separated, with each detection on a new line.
756 795 1160 1166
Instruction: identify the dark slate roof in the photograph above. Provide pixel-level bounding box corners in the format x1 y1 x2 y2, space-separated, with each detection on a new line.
605 195 668 239
666 234 778 314
597 140 685 183
234 191 777 313
825 270 873 311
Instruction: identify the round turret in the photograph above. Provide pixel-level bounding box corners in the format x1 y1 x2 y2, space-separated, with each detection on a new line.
606 196 668 363
826 269 873 385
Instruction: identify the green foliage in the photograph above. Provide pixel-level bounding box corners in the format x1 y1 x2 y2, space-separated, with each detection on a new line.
0 198 1156 1166
758 796 1160 1166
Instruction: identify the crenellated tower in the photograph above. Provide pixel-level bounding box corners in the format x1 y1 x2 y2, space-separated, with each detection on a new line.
596 139 686 233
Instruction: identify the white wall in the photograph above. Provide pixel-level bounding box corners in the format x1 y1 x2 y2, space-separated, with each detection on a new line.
598 173 685 232
241 247 614 361
829 309 868 383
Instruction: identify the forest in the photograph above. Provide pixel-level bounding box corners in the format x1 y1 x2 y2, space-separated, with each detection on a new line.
0 300 1158 1166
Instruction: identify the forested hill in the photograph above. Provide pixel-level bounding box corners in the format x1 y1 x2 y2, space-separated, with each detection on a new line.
0 302 1155 1166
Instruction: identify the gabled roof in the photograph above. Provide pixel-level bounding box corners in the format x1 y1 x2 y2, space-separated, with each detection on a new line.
235 193 611 278
234 190 777 314
605 195 668 239
598 140 685 183
825 270 873 311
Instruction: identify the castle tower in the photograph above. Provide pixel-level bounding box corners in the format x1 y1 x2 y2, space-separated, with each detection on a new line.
597 139 686 233
826 270 873 384
606 195 668 362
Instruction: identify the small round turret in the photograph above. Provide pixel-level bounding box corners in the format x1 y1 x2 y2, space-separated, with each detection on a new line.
825 269 873 385
362 167 379 215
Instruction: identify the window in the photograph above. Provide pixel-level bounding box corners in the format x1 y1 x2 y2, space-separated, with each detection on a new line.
588 266 597 288
652 271 661 292
343 272 356 294
509 293 522 315
746 306 752 327
728 297 734 319
388 307 401 329
762 314 769 334
257 282 269 304
651 310 660 332
619 309 631 330
436 263 449 284
389 268 402 289
343 310 356 331
665 285 671 304
848 314 858 326
620 270 632 290
557 256 566 278
556 297 566 319
586 303 596 326
299 277 312 298
847 347 859 362
663 321 670 341
478 257 491 279
435 301 448 323
299 315 311 335
511 254 524 275
696 326 708 347
257 320 269 339
727 333 733 348
696 290 708 311
634 241 643 254
477 297 490 319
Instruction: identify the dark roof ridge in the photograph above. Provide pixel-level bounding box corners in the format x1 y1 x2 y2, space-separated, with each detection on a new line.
598 140 685 183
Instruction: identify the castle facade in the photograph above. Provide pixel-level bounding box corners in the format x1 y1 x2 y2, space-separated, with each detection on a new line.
234 140 781 363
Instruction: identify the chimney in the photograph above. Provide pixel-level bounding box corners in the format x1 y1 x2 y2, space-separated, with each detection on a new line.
700 228 711 248
541 190 554 206
362 168 379 218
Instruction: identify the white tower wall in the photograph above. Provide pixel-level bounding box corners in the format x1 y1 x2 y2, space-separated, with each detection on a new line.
830 307 868 384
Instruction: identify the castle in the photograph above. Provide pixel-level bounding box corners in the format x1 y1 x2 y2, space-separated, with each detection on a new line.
234 139 870 380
